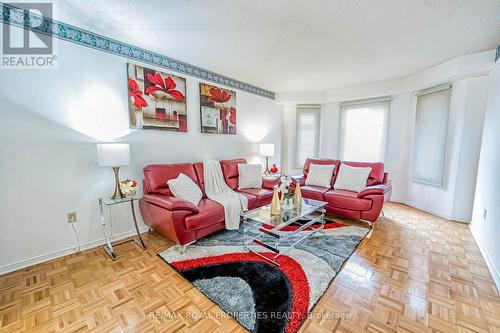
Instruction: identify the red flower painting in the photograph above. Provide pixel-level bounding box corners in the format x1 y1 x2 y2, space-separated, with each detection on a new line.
209 87 232 104
229 106 236 125
200 83 237 135
128 64 188 132
128 79 148 108
145 73 185 101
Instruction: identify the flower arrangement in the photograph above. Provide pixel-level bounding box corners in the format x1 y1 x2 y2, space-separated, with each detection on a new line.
278 175 294 209
120 179 138 198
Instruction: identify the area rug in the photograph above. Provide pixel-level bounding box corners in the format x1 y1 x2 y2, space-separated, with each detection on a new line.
159 220 369 333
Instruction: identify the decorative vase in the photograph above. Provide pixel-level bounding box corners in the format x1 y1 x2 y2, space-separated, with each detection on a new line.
282 197 294 210
271 187 281 216
294 183 302 208
270 164 278 174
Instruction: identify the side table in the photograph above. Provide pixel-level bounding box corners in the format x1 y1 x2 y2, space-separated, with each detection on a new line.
98 197 146 260
262 172 282 177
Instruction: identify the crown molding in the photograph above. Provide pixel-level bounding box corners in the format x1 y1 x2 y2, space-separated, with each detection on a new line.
0 3 275 99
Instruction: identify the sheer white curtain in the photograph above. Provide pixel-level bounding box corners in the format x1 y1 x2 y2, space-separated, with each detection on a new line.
339 99 390 162
295 105 320 168
412 85 451 186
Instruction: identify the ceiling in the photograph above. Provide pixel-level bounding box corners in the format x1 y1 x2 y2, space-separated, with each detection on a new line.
57 0 500 93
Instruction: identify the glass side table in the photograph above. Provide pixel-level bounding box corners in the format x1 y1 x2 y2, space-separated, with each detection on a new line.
98 196 146 260
262 172 282 177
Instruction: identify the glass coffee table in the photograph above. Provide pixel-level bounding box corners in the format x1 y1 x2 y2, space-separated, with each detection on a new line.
241 198 327 266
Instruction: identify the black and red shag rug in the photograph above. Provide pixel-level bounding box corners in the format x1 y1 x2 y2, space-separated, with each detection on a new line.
159 220 369 333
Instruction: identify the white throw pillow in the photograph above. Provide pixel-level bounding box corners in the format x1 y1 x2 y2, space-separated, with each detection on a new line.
167 173 203 206
334 164 371 192
305 164 335 188
238 164 262 189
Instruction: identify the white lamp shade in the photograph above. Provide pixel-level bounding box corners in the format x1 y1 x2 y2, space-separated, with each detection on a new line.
259 143 275 157
97 143 130 167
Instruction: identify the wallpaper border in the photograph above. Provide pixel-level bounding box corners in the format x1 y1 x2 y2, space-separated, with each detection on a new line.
0 2 275 99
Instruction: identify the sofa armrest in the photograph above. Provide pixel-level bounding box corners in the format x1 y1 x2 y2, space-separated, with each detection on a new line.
262 176 280 189
357 183 391 198
142 194 199 213
291 174 306 186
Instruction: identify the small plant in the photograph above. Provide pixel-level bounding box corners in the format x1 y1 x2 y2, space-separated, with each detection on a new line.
120 179 138 198
278 175 293 203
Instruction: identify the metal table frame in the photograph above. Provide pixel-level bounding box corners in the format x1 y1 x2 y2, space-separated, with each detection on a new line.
98 197 146 260
242 199 327 266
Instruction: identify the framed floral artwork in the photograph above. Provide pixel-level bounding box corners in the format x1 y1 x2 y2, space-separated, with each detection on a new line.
199 83 237 134
127 64 187 131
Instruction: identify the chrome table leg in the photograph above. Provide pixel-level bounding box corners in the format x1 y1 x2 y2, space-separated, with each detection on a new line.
100 198 117 260
131 200 146 250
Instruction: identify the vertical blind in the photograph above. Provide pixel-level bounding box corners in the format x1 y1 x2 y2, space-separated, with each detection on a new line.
339 99 390 162
412 85 451 186
295 105 320 167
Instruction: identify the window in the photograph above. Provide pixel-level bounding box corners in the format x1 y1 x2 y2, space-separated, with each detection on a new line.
412 84 451 186
339 99 390 162
295 105 320 167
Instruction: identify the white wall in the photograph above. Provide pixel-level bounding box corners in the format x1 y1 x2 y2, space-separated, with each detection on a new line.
470 59 500 288
280 103 299 175
0 38 282 273
279 50 494 222
404 77 488 220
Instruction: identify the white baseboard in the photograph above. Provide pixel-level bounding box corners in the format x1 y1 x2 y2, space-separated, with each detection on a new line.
0 227 149 276
389 198 467 222
469 226 500 292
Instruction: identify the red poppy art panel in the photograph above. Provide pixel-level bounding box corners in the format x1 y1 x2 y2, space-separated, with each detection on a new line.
199 83 237 134
127 64 187 132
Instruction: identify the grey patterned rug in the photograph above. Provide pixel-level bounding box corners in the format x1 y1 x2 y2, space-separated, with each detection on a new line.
159 222 369 333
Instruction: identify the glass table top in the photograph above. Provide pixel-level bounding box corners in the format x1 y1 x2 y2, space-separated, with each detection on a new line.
241 198 327 229
101 196 140 206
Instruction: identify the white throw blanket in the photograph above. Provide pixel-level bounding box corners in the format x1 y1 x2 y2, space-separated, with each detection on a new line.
203 160 248 230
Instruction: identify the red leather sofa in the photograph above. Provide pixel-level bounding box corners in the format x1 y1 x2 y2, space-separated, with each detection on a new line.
139 159 278 246
292 158 392 223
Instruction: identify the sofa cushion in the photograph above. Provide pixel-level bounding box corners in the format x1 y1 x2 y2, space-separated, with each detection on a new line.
342 161 384 186
334 164 371 192
324 189 372 211
305 164 335 188
236 191 259 210
167 173 203 206
300 185 330 201
238 164 262 189
304 158 341 176
238 188 273 206
220 158 247 190
303 158 341 187
184 199 225 230
144 163 199 195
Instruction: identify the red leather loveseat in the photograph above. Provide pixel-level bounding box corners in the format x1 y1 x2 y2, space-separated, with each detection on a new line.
139 159 278 246
293 158 392 223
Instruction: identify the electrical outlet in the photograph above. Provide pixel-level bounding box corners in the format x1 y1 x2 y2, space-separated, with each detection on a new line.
67 212 77 224
483 209 487 220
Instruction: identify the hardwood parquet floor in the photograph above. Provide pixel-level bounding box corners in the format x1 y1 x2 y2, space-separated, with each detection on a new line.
1 202 499 332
